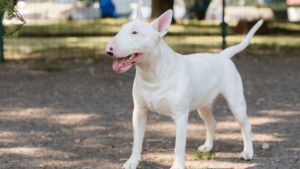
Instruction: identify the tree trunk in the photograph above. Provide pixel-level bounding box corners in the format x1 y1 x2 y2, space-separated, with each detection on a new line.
151 0 176 24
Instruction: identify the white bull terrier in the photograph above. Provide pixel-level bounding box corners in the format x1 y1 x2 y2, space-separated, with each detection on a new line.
105 7 263 169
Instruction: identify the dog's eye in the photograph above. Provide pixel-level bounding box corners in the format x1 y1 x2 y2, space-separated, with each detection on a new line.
132 31 137 34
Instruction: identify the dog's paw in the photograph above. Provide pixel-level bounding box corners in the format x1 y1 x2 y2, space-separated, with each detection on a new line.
170 164 184 169
122 156 140 169
170 158 184 169
239 150 253 161
197 143 213 152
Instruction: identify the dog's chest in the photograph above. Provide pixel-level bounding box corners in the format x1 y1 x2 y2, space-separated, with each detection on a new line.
146 95 172 116
135 84 173 116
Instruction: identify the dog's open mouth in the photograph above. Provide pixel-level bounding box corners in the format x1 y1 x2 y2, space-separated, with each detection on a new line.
112 53 143 73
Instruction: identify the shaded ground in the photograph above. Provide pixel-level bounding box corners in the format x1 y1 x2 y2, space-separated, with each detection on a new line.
0 54 299 169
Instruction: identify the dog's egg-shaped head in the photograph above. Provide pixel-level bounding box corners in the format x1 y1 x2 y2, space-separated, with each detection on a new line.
105 6 173 73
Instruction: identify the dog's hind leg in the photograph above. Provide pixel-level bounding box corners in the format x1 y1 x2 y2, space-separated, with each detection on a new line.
222 79 253 160
197 107 216 153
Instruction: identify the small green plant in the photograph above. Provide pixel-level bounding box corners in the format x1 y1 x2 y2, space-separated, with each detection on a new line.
32 65 69 72
266 55 272 60
193 149 216 160
0 0 26 40
275 45 281 57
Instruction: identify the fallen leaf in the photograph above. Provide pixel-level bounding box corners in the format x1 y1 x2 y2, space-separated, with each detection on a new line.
74 139 81 143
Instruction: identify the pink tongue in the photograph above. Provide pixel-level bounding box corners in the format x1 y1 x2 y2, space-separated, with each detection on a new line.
112 58 126 72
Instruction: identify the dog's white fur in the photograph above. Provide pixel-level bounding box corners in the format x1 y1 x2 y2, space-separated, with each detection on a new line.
105 7 263 169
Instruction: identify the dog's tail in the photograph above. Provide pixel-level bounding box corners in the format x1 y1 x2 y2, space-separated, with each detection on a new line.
219 19 263 59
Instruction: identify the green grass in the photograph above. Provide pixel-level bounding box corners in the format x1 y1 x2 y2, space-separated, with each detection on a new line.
10 18 300 36
16 19 128 35
2 18 297 42
267 2 300 10
3 34 300 59
193 149 216 160
6 18 237 36
5 35 300 51
271 22 300 31
3 18 300 59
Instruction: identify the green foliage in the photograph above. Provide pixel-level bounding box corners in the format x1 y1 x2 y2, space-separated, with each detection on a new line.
193 149 216 160
185 0 195 5
267 1 300 10
0 0 15 18
0 0 26 40
2 24 22 40
275 45 281 57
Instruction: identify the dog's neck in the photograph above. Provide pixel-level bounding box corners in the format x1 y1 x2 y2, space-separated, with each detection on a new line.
135 39 178 83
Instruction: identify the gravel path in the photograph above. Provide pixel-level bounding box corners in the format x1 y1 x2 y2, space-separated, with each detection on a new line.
0 54 299 169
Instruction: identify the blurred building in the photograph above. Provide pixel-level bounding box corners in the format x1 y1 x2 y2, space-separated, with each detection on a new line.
14 0 100 24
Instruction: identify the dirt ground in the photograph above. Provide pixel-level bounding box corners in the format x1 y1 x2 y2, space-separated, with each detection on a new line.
0 54 299 169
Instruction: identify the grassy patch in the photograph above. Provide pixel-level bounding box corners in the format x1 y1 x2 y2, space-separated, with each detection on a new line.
7 18 236 36
5 35 300 51
267 2 300 10
3 35 300 59
193 149 216 160
32 65 69 72
10 18 300 37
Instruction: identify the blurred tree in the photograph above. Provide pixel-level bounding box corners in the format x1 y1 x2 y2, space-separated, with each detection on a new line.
151 0 176 24
78 0 94 7
189 0 211 20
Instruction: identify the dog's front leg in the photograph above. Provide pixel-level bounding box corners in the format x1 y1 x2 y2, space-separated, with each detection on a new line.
171 112 189 169
122 108 147 169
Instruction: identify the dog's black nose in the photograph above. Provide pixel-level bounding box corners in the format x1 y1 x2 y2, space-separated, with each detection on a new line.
110 47 113 51
107 52 113 56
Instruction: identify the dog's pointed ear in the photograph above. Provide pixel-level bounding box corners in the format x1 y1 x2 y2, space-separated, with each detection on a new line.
136 5 144 22
151 9 173 38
